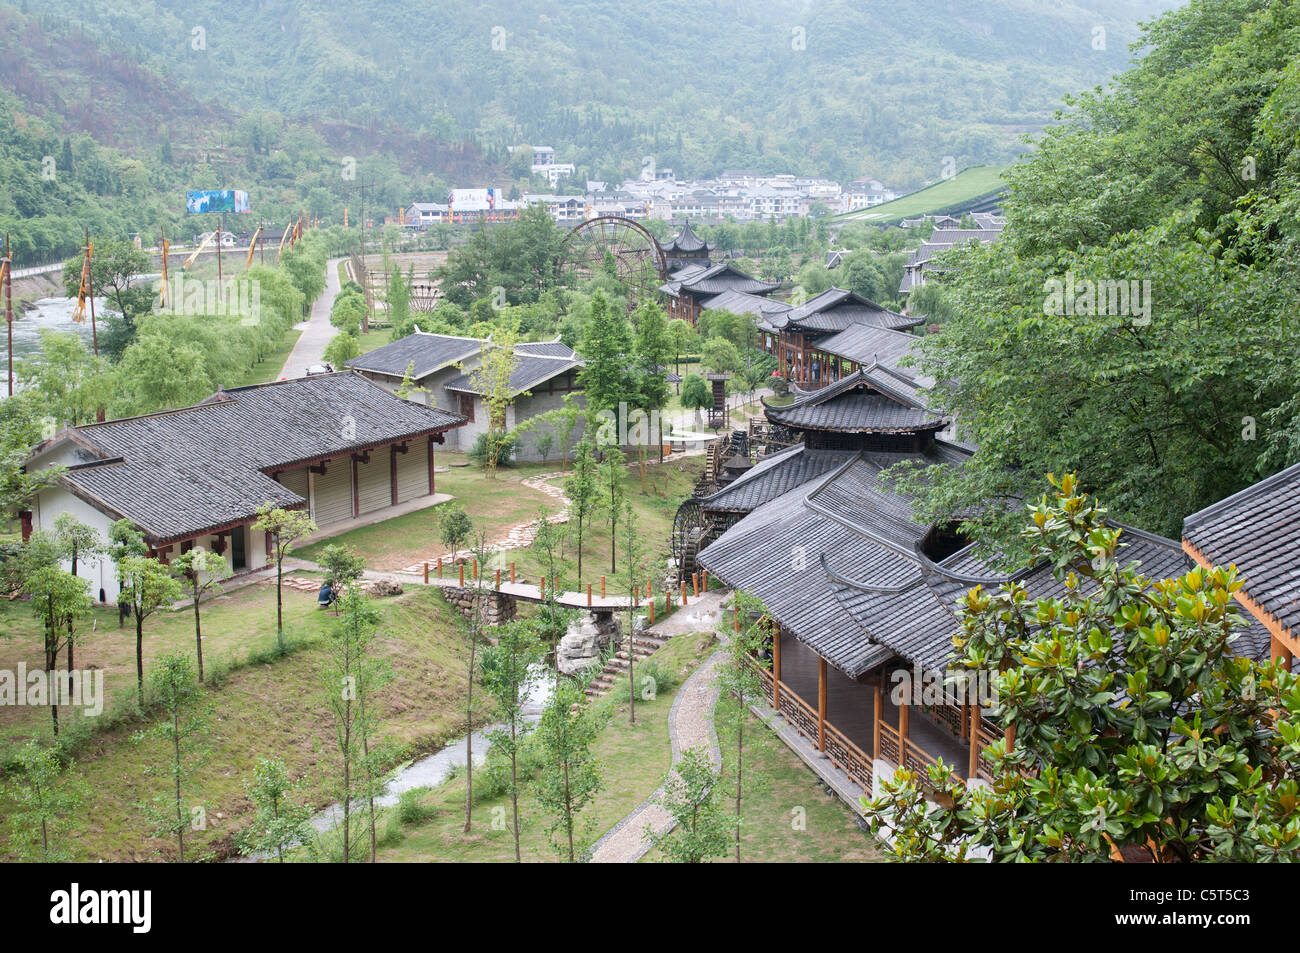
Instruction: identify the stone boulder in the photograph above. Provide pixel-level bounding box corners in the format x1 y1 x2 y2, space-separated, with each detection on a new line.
557 611 621 675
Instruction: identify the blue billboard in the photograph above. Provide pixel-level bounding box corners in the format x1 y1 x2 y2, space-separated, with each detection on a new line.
186 189 250 214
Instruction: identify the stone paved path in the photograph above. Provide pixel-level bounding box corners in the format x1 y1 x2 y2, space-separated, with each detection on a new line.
588 588 730 863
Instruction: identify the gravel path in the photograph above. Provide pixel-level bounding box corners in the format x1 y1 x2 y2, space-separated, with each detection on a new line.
588 588 730 863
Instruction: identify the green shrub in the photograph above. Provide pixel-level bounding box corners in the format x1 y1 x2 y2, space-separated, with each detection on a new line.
622 658 679 703
467 430 519 468
396 787 437 826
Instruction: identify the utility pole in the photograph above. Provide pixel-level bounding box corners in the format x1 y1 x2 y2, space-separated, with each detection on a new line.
216 211 224 303
3 233 13 397
84 228 98 357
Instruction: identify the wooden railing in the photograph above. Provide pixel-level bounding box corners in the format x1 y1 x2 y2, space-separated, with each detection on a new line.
921 700 964 737
750 660 872 792
974 718 1002 782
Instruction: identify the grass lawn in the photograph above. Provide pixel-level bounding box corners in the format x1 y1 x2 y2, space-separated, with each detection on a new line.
295 450 705 595
353 632 718 862
295 452 559 570
642 702 885 863
356 326 394 354
0 584 485 862
221 325 303 388
506 451 703 595
835 165 1006 224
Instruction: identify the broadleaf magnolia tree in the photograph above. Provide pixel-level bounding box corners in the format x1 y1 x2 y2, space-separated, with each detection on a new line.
865 473 1300 862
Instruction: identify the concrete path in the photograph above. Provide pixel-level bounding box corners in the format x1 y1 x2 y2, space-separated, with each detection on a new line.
588 588 731 863
279 256 344 380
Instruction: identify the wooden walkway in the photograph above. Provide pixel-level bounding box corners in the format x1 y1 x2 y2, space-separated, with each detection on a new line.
408 572 715 613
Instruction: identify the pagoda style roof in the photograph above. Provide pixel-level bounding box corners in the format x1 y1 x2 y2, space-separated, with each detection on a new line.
34 373 465 545
762 367 943 433
662 221 713 254
703 289 792 326
659 262 780 299
766 288 921 334
700 444 852 515
1183 461 1300 640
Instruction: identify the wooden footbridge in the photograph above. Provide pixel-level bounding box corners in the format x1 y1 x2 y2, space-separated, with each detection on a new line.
409 557 716 620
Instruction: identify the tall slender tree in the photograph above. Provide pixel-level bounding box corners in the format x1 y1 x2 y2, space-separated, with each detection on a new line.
119 555 182 708
52 513 102 674
617 503 646 725
479 619 544 862
253 504 317 654
597 448 627 574
135 653 211 862
533 675 606 862
564 436 600 582
170 548 231 683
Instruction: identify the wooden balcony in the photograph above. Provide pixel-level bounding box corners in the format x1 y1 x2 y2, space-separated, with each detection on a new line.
752 628 1004 796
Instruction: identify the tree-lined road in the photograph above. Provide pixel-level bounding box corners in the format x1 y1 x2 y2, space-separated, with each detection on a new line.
279 257 344 380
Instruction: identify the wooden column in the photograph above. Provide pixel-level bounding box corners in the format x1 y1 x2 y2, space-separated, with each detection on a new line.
350 454 360 518
1272 634 1293 671
817 655 827 753
898 697 910 766
968 704 982 780
428 436 436 495
873 683 883 760
772 625 782 710
390 445 399 506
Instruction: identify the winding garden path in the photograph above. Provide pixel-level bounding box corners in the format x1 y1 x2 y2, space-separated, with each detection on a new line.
588 588 731 863
394 470 570 575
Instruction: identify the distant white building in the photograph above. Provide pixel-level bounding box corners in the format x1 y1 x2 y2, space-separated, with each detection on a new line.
528 145 576 185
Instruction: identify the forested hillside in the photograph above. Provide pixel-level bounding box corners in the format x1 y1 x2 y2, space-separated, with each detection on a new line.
894 0 1300 557
29 0 1175 188
0 4 498 264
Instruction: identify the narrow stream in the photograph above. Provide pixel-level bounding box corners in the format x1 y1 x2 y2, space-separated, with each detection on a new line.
236 663 556 860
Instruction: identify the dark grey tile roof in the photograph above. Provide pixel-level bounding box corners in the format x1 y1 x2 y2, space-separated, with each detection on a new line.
830 522 1272 672
816 324 931 387
703 289 791 321
55 373 464 544
344 332 484 378
764 368 943 432
701 445 851 514
697 469 897 678
768 288 921 333
698 450 966 678
660 262 779 298
443 354 581 397
662 222 712 254
516 340 579 359
1183 462 1300 638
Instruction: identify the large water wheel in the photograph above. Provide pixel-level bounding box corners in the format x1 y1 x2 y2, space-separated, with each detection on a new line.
558 216 668 310
673 498 707 574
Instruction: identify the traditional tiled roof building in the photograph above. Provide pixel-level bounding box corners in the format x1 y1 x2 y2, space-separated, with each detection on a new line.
758 288 922 385
659 262 780 325
1183 461 1300 668
346 333 583 462
689 353 1271 799
21 373 465 602
660 221 714 272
